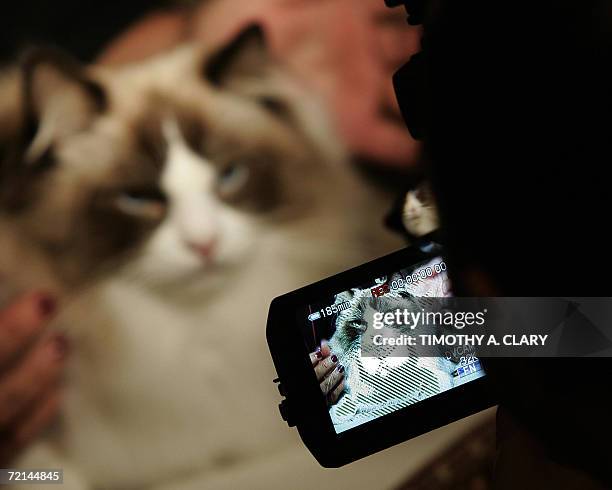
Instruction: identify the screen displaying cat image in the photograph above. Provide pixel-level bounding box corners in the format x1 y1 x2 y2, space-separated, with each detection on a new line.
300 257 486 434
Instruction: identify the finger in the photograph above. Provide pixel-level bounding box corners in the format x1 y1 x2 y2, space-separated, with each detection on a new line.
0 334 68 426
314 354 339 382
0 291 57 368
327 380 346 406
309 347 324 366
320 340 332 358
0 389 61 465
320 364 345 396
310 340 332 366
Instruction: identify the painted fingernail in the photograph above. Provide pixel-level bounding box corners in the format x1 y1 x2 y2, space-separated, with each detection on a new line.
337 365 345 373
37 293 57 318
331 355 338 363
49 334 70 360
315 347 323 359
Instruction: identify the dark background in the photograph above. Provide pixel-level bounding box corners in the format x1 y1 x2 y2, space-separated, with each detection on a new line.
0 1 171 65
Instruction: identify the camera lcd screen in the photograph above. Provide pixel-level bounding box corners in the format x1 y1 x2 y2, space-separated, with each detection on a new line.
298 257 486 434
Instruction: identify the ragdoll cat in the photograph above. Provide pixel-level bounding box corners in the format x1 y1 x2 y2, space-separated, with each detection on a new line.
0 26 420 490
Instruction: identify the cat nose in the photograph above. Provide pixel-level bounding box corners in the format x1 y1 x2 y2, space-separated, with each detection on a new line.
188 238 218 260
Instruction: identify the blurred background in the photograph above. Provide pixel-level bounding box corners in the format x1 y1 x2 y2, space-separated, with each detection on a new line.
0 1 497 488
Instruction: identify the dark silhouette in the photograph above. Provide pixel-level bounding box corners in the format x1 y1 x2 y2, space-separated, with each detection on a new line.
391 0 612 486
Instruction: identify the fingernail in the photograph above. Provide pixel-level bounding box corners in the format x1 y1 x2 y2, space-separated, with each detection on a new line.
36 293 57 318
337 365 345 373
331 355 338 363
49 334 70 360
315 347 323 359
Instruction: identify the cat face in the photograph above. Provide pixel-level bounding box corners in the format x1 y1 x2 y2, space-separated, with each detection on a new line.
122 27 350 289
0 26 346 289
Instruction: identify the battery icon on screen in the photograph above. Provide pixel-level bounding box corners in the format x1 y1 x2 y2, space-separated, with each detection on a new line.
308 311 321 322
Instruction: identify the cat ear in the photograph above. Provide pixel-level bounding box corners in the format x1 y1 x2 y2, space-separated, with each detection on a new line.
203 24 271 88
21 48 107 164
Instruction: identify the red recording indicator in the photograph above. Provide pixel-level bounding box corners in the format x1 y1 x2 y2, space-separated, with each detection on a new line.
371 283 390 298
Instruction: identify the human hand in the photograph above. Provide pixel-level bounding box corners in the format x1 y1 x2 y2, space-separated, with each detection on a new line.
309 340 345 406
0 292 68 464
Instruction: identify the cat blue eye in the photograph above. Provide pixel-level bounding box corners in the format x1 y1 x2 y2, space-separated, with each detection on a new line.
115 190 167 221
218 161 250 197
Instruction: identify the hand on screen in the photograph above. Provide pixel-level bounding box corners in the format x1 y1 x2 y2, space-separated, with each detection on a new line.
309 340 345 406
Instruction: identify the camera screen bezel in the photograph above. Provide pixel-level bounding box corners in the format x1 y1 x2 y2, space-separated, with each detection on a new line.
266 247 497 467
